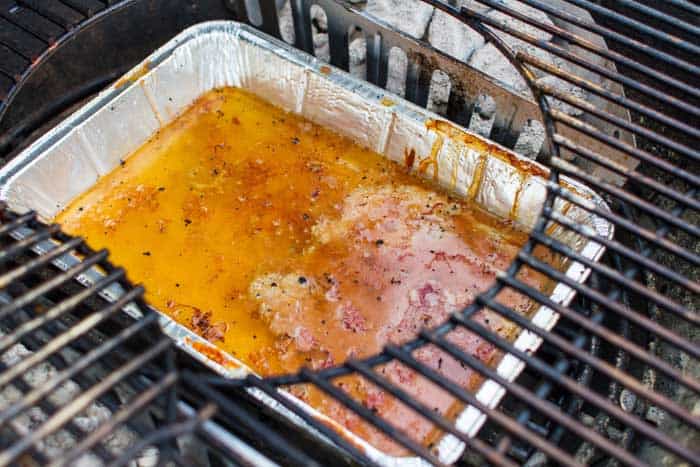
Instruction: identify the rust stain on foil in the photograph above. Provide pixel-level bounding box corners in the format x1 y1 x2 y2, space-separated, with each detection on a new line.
185 337 241 370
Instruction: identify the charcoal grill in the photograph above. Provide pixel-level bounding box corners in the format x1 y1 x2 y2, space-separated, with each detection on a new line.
0 0 697 465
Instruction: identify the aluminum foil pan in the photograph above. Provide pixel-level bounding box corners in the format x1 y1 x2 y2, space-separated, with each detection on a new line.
0 21 612 466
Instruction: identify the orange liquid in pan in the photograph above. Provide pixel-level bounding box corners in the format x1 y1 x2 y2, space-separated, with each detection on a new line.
56 87 553 454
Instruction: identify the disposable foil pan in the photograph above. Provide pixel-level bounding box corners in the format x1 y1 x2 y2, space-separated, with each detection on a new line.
0 21 612 466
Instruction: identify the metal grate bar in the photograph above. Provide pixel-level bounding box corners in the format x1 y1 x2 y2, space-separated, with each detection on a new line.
548 108 699 181
506 0 698 74
0 248 108 322
555 160 698 236
49 371 179 467
0 223 61 263
477 0 700 95
0 269 125 354
460 5 699 117
545 208 697 292
0 237 83 288
607 0 699 37
301 367 447 466
394 335 635 466
0 312 159 427
106 403 216 467
241 374 380 466
0 337 172 465
548 134 697 210
496 273 697 393
664 0 700 15
184 373 322 467
550 186 698 264
540 81 698 164
469 294 699 432
520 52 699 140
448 306 698 463
346 359 523 466
555 0 700 55
515 252 699 359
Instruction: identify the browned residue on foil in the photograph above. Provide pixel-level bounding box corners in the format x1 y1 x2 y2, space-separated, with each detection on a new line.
425 119 592 224
426 119 549 178
510 172 527 222
185 338 241 370
468 152 488 202
114 60 152 89
404 147 416 170
379 96 396 107
417 133 443 182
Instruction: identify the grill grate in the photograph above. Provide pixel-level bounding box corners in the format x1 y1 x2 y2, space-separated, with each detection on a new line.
0 207 233 466
0 0 697 466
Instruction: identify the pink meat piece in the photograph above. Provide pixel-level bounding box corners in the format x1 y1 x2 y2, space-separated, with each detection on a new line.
249 183 543 453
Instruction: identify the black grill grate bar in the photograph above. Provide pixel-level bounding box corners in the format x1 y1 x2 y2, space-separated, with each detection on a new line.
0 210 211 465
516 250 700 359
301 366 448 466
545 208 698 292
346 359 531 467
449 304 699 463
0 336 171 465
0 223 61 264
665 0 700 15
549 109 699 182
608 0 699 37
469 8 699 118
518 51 700 140
16 0 85 30
241 374 380 466
0 0 697 464
0 358 116 464
468 294 700 432
477 0 700 93
0 284 141 389
352 351 579 466
554 0 700 55
500 0 698 73
534 78 698 165
58 0 105 17
49 371 179 467
0 8 57 46
0 248 108 322
549 133 699 211
184 373 323 467
0 268 125 355
532 226 697 323
106 403 217 467
0 237 83 289
0 210 36 236
395 334 636 467
559 158 698 236
0 311 159 427
549 185 699 264
496 272 698 393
